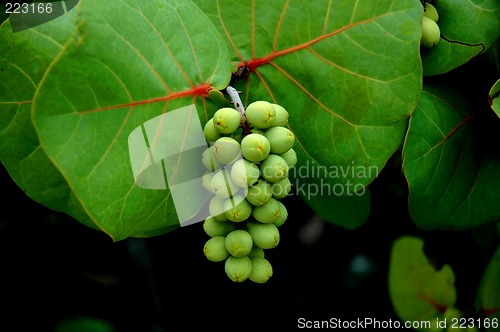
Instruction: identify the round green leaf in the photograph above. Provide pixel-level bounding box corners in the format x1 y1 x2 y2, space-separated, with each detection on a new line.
403 82 500 230
32 0 232 241
389 236 457 330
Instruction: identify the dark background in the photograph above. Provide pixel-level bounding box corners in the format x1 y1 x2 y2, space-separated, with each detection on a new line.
1 154 495 332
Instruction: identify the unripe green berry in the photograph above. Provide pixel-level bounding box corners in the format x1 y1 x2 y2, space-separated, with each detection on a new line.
203 236 230 262
211 169 239 198
264 126 295 154
202 171 215 192
202 147 223 172
203 118 222 143
246 221 280 249
271 177 292 199
245 101 276 129
203 216 236 237
246 179 273 206
421 16 440 48
209 196 228 222
271 104 289 127
240 133 271 162
273 200 288 227
260 154 289 183
224 194 253 222
248 246 265 258
279 148 297 168
230 159 260 188
225 229 253 257
225 256 252 282
212 137 241 165
251 198 283 223
249 256 273 283
424 3 439 22
212 107 241 134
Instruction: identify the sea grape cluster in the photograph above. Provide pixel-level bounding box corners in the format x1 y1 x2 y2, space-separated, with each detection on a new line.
201 100 296 283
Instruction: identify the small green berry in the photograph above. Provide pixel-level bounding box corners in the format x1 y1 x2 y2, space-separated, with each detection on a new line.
424 3 439 22
225 229 253 257
203 217 236 237
251 198 283 224
223 194 253 222
264 126 295 154
271 177 292 199
240 133 271 162
210 169 239 198
271 104 289 127
203 118 222 143
246 179 273 206
246 221 280 249
212 137 241 165
260 154 289 183
249 256 273 283
203 236 230 262
279 148 297 168
421 16 440 48
230 159 260 188
225 256 252 282
245 101 276 129
212 107 241 134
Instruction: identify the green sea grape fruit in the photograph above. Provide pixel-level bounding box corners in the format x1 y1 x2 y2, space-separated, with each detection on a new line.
202 171 215 193
240 133 271 162
273 201 288 227
223 194 253 222
212 107 241 134
271 177 292 199
230 159 260 188
209 196 228 222
248 246 265 258
264 126 295 154
271 104 289 127
260 155 289 183
421 16 440 48
245 101 276 129
251 198 282 223
246 221 280 249
202 147 223 172
203 217 236 237
249 256 273 284
225 229 253 257
203 118 222 143
279 148 297 168
246 179 273 206
424 2 439 22
212 137 241 164
225 256 252 282
203 236 230 262
211 169 239 198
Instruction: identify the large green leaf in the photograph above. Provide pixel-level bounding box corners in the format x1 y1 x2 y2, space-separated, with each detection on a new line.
389 236 457 331
196 0 423 228
0 9 96 229
32 0 232 241
475 245 500 331
421 0 500 76
402 82 500 230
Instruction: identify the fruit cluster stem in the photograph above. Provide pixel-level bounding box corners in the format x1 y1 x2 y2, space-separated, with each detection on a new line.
226 85 252 136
